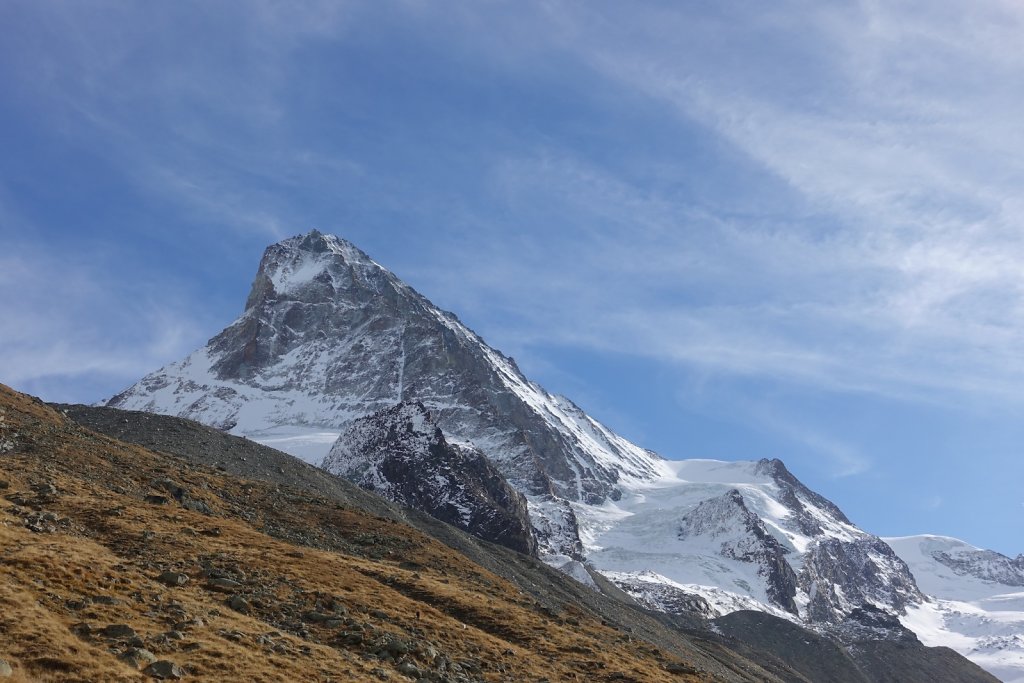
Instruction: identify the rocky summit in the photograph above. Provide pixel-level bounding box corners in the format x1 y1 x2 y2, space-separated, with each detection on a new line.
107 230 664 509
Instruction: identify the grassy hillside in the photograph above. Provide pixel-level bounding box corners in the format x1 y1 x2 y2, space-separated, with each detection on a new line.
0 384 727 682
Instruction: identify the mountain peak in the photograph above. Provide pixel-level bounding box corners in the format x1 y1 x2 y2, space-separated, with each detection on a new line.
285 229 363 258
108 232 664 522
678 488 800 614
754 456 853 529
244 230 385 309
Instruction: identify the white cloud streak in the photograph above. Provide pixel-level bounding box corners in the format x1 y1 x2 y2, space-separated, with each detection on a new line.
403 1 1024 410
0 237 209 403
7 0 1024 417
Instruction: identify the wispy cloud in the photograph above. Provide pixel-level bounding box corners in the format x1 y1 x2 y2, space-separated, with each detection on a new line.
0 235 209 403
393 1 1024 412
7 0 1024 410
2 1 361 241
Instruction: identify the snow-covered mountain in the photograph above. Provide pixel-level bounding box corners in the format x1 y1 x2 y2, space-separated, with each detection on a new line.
575 457 922 625
108 231 1019 680
886 535 1024 683
108 230 662 559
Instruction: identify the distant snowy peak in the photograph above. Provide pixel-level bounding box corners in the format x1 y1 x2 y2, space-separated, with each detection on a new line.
581 457 922 624
322 401 536 556
652 457 865 555
885 535 1024 595
885 535 1024 683
924 537 1024 587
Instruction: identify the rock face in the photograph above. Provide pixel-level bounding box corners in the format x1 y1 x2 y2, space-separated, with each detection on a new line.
799 537 923 623
321 402 537 556
829 604 920 645
753 458 853 536
931 547 1024 586
678 490 799 615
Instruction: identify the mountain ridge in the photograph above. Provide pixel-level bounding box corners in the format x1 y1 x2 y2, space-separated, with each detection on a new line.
104 230 1022 681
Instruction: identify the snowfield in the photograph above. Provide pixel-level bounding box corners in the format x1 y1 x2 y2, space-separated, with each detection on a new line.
887 535 1024 683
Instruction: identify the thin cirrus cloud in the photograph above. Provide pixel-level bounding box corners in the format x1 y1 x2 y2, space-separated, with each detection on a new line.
0 238 208 403
409 145 1023 410
5 0 1023 413
393 1 1024 412
1 1 359 242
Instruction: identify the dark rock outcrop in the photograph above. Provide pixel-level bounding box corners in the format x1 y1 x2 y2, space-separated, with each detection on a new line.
322 402 537 556
714 608 1000 683
799 537 923 623
678 490 799 614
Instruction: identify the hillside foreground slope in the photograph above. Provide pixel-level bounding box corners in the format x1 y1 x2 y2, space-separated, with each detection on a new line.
1 383 999 682
0 383 790 683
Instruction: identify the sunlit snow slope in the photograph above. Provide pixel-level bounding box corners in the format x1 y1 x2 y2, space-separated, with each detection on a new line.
887 535 1024 682
581 458 921 624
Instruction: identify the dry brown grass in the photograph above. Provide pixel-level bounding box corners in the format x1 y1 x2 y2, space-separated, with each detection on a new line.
0 384 713 682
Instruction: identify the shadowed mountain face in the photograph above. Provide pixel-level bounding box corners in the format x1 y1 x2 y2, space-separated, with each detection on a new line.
322 401 537 557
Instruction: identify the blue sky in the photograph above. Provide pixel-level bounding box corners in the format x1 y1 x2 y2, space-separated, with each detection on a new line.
2 1 1022 555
